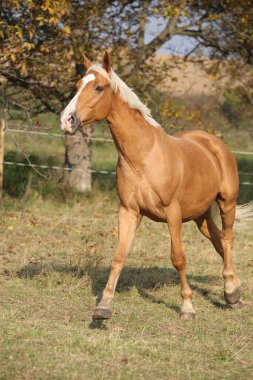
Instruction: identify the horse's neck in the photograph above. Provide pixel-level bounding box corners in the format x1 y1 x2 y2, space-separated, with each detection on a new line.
107 95 157 164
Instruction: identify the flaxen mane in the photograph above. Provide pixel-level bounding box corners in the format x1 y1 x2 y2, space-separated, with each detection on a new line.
88 64 161 128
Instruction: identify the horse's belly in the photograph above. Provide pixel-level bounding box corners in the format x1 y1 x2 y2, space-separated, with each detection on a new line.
180 171 220 221
138 185 216 223
181 202 214 222
139 205 167 222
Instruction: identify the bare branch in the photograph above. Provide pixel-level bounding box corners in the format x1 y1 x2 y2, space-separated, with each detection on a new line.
137 1 149 49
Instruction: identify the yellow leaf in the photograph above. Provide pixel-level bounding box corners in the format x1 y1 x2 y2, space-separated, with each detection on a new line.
60 26 71 34
28 0 35 9
10 53 16 62
48 7 54 15
49 16 58 24
41 0 50 11
16 29 23 39
23 42 34 50
29 29 34 40
40 45 49 53
7 226 14 231
21 61 28 77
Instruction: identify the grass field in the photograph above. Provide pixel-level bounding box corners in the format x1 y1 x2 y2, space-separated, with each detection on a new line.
0 189 252 379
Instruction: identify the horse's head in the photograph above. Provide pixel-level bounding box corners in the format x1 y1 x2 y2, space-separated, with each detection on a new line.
60 50 112 134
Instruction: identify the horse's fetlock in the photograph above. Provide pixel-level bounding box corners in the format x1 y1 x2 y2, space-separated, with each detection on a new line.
181 289 192 300
223 267 234 280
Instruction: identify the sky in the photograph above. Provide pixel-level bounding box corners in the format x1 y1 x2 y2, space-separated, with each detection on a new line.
145 15 198 56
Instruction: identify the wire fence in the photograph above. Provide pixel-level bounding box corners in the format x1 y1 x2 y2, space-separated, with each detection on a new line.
2 127 253 185
6 128 114 143
2 160 116 175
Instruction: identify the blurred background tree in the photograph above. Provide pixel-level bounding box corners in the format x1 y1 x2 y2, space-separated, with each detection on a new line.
1 0 253 191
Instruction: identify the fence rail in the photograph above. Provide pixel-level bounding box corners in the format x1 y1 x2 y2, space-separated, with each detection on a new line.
231 150 253 156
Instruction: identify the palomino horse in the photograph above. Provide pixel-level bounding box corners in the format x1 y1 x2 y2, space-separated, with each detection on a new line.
61 51 243 320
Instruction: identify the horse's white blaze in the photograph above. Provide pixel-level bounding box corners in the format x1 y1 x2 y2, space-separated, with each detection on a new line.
61 74 95 132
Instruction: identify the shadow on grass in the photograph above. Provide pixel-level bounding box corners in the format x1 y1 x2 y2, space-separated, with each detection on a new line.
17 262 224 317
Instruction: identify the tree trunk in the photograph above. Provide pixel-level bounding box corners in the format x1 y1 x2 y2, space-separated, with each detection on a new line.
64 125 93 192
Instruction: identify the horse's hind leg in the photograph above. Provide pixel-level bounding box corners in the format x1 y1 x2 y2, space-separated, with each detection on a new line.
195 207 223 256
195 207 241 289
216 198 241 306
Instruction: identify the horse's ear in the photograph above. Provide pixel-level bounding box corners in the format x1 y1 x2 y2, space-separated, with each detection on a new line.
102 49 111 73
82 52 91 70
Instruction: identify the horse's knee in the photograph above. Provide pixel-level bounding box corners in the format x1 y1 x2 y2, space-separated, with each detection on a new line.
171 251 186 271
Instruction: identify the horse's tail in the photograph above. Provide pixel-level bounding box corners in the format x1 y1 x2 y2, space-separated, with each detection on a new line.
234 201 253 230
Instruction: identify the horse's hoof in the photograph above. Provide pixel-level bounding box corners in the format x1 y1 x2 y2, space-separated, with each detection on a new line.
230 300 244 309
180 312 195 321
224 288 241 305
92 307 112 320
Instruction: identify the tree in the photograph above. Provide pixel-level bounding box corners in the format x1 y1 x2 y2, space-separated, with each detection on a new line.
1 0 253 191
1 0 116 191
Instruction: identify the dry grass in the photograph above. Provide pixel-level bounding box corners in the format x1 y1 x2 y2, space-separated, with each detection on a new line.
0 191 252 380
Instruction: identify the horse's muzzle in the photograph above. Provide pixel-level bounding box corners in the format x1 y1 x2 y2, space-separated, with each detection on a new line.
62 112 81 134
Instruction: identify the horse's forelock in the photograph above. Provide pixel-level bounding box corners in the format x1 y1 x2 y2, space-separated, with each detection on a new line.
87 64 111 82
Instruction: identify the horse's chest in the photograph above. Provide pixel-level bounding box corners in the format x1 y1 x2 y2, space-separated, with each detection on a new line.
117 172 167 221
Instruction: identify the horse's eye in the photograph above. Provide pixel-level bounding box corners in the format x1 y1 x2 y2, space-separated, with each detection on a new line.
95 86 104 93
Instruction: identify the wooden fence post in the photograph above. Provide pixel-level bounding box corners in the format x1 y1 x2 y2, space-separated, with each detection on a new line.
0 119 5 201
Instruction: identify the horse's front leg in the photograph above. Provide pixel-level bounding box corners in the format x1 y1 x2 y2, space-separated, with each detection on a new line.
93 206 141 320
165 203 195 320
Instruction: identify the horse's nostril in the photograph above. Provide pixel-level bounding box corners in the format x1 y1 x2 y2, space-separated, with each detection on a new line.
66 112 80 132
68 114 76 127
